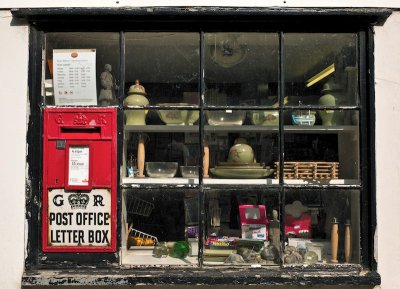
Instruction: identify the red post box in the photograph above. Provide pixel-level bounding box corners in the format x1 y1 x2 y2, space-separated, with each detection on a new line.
42 108 117 252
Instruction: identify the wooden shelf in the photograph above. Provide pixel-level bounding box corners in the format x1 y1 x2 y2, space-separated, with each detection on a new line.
121 178 359 186
124 125 358 134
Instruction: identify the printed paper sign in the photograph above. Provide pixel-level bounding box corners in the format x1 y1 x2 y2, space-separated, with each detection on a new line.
68 146 89 186
48 189 111 247
53 49 97 105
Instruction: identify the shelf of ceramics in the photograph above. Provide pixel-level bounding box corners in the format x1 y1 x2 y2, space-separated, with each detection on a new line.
121 247 198 266
121 178 358 186
124 125 358 134
122 177 199 186
283 125 358 134
125 125 199 133
203 178 279 185
283 179 359 186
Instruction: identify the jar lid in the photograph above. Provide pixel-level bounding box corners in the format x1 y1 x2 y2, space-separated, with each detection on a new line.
128 80 147 95
321 80 342 94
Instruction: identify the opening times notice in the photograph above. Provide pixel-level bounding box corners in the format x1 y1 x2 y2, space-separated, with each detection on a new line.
53 49 97 105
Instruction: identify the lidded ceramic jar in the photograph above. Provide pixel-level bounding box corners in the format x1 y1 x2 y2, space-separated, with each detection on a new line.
124 80 149 125
227 142 255 163
318 80 344 126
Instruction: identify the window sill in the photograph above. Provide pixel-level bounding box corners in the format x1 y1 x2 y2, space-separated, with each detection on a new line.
22 266 380 287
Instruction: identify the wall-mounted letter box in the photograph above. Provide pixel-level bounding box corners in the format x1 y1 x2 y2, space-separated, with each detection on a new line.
42 108 117 252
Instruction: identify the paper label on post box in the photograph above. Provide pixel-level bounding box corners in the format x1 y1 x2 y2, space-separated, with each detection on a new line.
68 146 89 186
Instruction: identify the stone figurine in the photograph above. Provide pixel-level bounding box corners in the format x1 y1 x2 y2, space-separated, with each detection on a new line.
99 64 116 106
269 209 280 251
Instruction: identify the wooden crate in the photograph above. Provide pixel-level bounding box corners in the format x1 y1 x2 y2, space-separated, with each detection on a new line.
274 161 339 179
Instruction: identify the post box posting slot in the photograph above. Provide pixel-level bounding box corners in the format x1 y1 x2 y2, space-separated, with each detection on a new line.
42 108 116 252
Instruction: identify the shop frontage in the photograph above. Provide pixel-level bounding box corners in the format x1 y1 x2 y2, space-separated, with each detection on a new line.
1 3 400 288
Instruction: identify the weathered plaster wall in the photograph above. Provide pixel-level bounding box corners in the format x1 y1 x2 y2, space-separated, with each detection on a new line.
374 10 400 289
0 10 29 289
0 4 400 289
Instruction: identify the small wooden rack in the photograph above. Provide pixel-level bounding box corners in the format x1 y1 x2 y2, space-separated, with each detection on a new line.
275 161 339 179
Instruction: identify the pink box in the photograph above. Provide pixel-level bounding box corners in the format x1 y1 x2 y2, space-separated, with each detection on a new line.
239 205 268 225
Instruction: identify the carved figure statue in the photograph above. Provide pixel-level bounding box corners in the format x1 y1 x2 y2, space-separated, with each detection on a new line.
269 209 280 250
99 64 115 105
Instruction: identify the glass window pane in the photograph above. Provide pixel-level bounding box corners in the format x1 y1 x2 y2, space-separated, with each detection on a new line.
282 110 360 184
284 189 360 265
284 33 358 107
45 32 120 106
123 128 200 179
204 190 280 266
205 33 279 107
204 127 278 183
122 189 199 265
125 33 200 106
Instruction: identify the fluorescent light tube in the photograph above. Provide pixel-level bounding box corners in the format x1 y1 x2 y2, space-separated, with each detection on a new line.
306 64 335 87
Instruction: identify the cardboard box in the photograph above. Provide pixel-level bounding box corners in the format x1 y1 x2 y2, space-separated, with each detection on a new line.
241 224 267 240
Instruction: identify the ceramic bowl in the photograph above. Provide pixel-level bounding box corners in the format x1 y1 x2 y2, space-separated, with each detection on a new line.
157 103 199 125
249 110 279 125
291 111 316 126
145 162 178 178
227 143 255 163
206 110 246 126
180 166 199 178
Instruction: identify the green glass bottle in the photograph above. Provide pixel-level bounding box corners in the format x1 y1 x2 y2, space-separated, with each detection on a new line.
170 241 189 259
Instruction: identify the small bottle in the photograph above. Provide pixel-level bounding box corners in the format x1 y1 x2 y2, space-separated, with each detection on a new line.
127 154 137 178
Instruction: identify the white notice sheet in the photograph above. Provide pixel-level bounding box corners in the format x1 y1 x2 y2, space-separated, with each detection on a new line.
53 49 97 105
68 146 90 186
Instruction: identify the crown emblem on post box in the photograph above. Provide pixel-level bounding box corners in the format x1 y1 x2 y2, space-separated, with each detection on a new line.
73 113 88 125
68 193 89 209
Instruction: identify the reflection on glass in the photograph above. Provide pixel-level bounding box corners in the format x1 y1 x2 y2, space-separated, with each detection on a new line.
205 33 279 106
204 190 280 265
284 190 360 265
122 189 199 265
125 33 200 105
284 33 358 107
45 32 120 106
124 131 200 178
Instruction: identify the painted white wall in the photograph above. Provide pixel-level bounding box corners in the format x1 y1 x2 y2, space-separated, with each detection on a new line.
1 0 400 8
0 10 29 289
374 11 400 289
0 5 400 289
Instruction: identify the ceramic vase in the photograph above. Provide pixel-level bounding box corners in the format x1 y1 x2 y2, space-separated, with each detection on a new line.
318 92 336 126
124 80 149 125
319 80 346 126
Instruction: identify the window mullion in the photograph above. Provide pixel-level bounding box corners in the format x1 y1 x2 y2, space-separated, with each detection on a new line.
278 31 285 266
198 31 206 267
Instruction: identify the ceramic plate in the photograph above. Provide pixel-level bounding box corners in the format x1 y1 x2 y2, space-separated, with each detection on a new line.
210 167 274 179
218 162 265 168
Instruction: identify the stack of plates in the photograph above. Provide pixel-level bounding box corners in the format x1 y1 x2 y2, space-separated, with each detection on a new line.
210 162 274 179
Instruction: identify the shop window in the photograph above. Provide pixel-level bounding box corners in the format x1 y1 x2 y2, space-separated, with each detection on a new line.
40 29 367 269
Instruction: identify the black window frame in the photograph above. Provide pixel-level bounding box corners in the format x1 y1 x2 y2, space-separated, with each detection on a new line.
19 7 390 286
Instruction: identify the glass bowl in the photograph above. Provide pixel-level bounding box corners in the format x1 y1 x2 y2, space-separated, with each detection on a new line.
249 110 279 125
180 166 199 178
206 110 246 126
145 162 178 178
157 103 199 125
